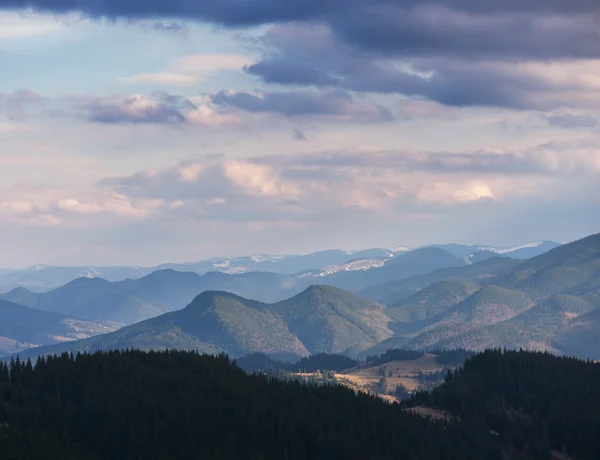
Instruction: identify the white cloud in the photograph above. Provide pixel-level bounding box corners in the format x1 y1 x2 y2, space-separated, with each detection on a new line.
118 73 200 86
223 160 300 198
178 163 206 182
118 53 255 87
0 12 64 39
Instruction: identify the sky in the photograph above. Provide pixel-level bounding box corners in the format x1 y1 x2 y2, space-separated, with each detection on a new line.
0 0 599 267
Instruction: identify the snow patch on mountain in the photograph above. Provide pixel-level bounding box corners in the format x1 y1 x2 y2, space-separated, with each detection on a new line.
317 258 389 276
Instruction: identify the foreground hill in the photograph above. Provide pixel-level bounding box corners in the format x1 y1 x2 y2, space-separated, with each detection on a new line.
16 286 393 360
0 299 114 355
409 349 600 459
0 350 500 460
1 349 597 459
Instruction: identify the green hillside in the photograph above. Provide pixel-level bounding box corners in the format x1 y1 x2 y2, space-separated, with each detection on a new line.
358 256 520 304
386 279 480 322
498 233 600 299
378 234 600 355
16 286 392 360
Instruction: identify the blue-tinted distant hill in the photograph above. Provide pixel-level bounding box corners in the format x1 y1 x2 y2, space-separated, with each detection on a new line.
0 241 558 292
0 298 114 355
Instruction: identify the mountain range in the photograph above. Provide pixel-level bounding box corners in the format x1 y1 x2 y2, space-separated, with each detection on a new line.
14 286 393 360
0 247 474 327
0 298 115 355
7 234 599 360
0 241 558 292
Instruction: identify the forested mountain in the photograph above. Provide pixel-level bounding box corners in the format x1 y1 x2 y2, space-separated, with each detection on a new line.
0 350 501 460
0 270 303 325
1 233 597 361
0 299 115 355
1 248 466 327
9 233 600 360
363 233 600 355
15 286 394 360
409 349 600 460
385 279 481 321
1 349 599 459
358 256 521 304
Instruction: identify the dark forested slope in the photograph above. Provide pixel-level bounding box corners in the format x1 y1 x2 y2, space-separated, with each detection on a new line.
0 350 499 460
410 349 600 460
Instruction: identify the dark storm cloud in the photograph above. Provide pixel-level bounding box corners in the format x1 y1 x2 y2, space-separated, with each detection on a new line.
3 0 600 24
3 0 600 60
210 89 393 121
243 25 600 110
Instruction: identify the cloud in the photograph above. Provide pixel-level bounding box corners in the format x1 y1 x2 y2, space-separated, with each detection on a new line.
544 113 598 129
5 2 600 113
0 11 64 38
293 128 306 141
0 90 46 121
146 21 187 35
3 1 600 60
244 24 600 111
0 185 164 228
3 90 241 127
118 54 254 87
94 139 600 229
258 144 600 177
118 73 200 86
210 89 393 122
77 94 189 125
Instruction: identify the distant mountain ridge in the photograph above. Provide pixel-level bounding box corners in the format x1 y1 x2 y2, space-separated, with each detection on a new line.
0 247 469 326
10 234 600 361
0 240 559 292
383 233 600 356
0 298 115 355
15 233 600 360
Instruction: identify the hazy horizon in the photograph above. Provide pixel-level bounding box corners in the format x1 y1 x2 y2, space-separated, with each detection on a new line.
0 235 576 270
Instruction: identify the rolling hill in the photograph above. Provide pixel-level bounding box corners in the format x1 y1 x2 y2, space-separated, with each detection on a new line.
4 234 596 359
15 286 393 360
358 256 521 304
395 233 600 353
1 248 467 326
0 298 115 355
0 270 306 325
385 278 481 322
